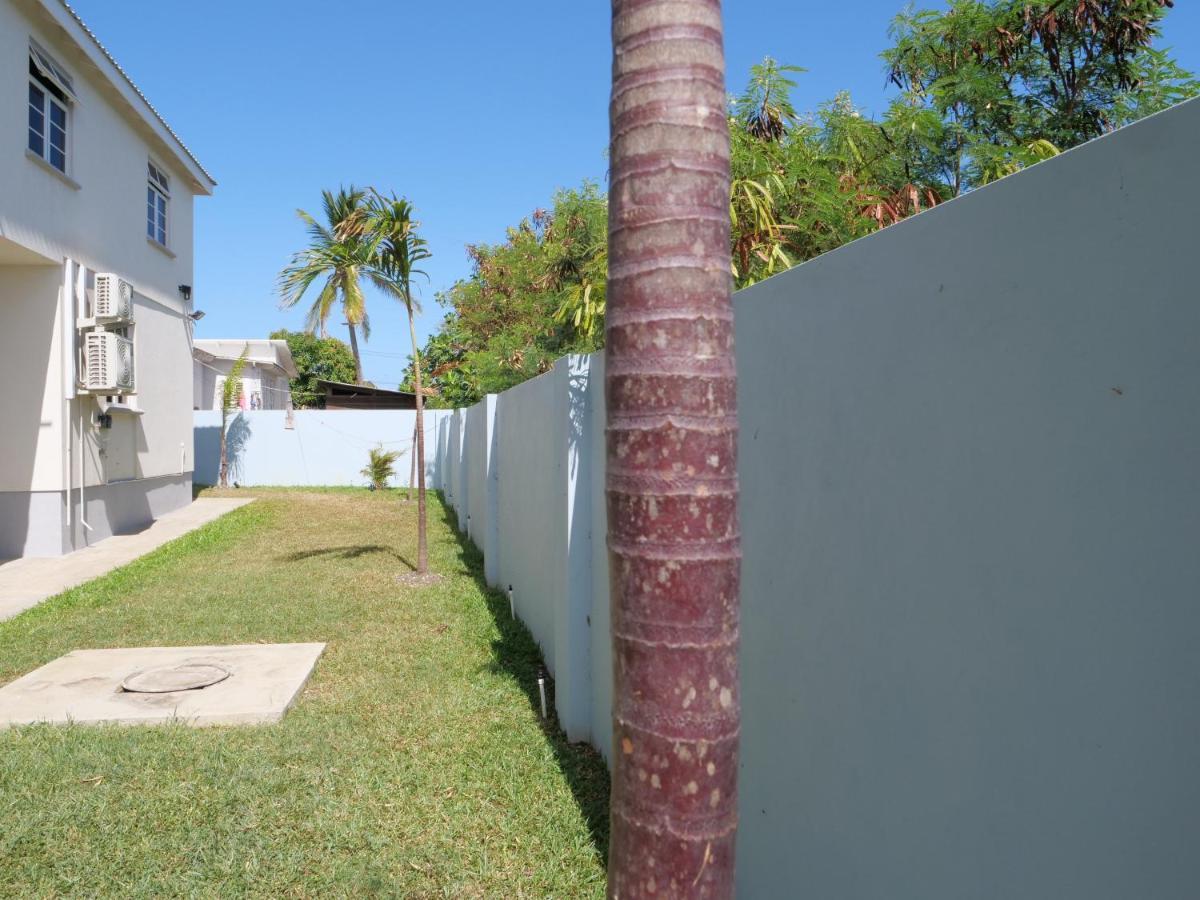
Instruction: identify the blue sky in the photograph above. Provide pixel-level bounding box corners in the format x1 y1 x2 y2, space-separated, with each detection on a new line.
73 1 1199 388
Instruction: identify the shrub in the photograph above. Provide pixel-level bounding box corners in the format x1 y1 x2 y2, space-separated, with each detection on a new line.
361 446 402 491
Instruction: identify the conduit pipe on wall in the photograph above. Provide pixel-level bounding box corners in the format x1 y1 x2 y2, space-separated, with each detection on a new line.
73 263 92 542
78 406 92 538
62 259 74 534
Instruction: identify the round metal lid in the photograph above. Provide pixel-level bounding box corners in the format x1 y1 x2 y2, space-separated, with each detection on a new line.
121 661 232 693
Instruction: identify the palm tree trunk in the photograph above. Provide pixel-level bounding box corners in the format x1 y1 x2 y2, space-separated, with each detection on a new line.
408 422 417 503
347 322 364 383
218 407 229 489
607 0 740 896
407 306 428 575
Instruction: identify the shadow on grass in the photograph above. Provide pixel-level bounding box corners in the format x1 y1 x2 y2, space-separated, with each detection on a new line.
279 545 417 570
435 501 611 867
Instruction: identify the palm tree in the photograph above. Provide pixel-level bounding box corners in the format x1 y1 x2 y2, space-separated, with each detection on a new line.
218 346 249 489
279 187 374 383
361 191 434 575
606 0 741 895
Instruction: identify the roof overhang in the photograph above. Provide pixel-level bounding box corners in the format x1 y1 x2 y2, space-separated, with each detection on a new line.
194 340 299 379
24 0 216 195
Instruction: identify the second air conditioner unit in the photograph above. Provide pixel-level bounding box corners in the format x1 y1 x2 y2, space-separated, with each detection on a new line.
85 331 135 393
93 273 134 321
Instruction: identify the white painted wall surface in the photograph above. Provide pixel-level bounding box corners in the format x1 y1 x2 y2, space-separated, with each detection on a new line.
465 396 497 582
494 368 564 679
0 266 64 492
0 0 200 296
193 409 451 488
733 97 1200 900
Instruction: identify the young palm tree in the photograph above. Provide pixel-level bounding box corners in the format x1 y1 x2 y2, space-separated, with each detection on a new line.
361 191 434 575
218 346 250 489
279 187 374 383
606 0 741 895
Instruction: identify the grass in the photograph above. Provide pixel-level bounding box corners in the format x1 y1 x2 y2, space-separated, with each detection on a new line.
0 488 609 898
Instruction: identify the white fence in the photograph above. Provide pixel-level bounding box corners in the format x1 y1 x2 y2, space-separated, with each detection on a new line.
193 408 454 487
431 99 1200 899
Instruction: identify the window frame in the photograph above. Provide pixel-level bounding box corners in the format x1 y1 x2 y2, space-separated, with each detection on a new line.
146 159 170 248
27 50 73 175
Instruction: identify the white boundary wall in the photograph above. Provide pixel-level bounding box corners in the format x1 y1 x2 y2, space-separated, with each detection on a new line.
431 99 1200 898
193 409 453 488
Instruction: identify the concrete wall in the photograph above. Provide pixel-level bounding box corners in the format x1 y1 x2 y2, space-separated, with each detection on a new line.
464 396 498 585
193 409 452 488
429 98 1200 897
493 367 565 680
732 97 1200 900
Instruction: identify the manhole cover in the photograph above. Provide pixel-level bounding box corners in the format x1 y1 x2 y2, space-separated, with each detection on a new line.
121 662 232 693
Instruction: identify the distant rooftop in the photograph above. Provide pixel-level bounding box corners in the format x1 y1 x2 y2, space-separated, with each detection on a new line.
194 339 297 378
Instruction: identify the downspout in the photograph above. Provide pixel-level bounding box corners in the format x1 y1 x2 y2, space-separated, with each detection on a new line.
74 264 92 539
61 259 74 538
79 406 92 537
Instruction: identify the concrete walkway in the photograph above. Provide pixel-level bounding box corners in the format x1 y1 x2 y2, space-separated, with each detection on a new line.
0 498 254 623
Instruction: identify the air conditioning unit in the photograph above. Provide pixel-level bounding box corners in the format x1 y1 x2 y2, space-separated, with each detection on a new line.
85 331 135 393
93 273 134 321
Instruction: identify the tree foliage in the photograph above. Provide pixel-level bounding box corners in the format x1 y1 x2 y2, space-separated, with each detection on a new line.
409 184 608 406
218 345 249 489
278 187 377 382
361 445 403 491
270 329 357 409
409 0 1194 407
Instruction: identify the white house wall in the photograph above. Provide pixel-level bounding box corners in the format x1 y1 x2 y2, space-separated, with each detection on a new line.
0 0 207 556
0 0 197 296
0 265 65 492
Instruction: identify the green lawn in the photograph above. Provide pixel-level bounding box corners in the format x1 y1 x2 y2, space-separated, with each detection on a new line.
0 488 609 898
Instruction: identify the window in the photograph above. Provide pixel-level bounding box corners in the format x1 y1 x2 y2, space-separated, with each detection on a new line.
147 160 169 246
27 41 75 174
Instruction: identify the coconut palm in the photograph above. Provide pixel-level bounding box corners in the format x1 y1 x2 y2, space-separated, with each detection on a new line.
279 187 373 383
360 191 434 575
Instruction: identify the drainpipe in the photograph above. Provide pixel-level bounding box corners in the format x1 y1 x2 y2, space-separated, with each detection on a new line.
73 262 92 542
61 259 74 536
79 406 92 538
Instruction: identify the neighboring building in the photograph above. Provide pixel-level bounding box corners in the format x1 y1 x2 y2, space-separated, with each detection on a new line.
319 380 418 410
0 0 216 557
193 339 298 411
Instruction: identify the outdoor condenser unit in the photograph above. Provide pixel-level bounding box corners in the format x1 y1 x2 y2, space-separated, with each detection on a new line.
93 273 135 321
85 331 135 393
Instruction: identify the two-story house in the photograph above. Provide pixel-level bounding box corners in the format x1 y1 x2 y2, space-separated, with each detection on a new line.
0 0 216 557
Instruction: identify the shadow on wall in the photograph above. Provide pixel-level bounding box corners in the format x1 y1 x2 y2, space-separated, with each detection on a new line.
226 414 252 485
434 500 612 866
194 425 220 486
193 415 252 486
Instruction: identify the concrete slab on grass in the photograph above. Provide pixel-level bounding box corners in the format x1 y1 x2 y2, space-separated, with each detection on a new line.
0 643 326 728
0 498 255 623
